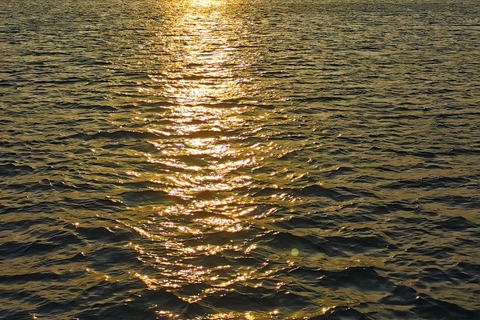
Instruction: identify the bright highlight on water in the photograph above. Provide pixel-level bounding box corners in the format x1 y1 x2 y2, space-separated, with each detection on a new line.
0 0 479 319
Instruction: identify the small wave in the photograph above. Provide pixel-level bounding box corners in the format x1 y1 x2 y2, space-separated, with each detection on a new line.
297 96 346 103
310 306 371 320
0 240 61 259
382 176 471 190
250 184 367 202
412 293 480 320
436 216 476 230
295 185 370 201
120 190 186 205
0 163 34 177
428 195 480 210
74 226 135 243
318 266 391 292
62 102 117 111
72 130 166 141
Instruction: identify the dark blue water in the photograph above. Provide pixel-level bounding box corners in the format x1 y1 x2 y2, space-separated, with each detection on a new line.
1 0 479 319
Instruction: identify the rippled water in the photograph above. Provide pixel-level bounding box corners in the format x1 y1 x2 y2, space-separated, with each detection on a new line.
1 0 479 319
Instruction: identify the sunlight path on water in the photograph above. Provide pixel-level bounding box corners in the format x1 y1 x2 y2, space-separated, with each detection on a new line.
111 1 300 317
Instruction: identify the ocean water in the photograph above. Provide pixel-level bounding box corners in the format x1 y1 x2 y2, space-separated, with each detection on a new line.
0 0 479 319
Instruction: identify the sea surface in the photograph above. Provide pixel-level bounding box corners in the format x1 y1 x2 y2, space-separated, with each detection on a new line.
0 0 479 319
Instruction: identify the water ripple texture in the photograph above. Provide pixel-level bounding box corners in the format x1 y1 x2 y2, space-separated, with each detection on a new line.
0 0 479 319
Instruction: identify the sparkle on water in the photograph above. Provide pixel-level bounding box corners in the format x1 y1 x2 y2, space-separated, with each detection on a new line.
0 0 479 319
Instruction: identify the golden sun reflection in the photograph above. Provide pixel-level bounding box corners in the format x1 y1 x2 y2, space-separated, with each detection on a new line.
188 0 223 8
116 1 291 317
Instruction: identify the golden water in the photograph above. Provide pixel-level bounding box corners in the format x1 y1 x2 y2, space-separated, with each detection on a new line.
0 0 479 319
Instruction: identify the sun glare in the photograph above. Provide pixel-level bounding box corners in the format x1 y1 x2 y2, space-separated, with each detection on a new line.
190 0 222 7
